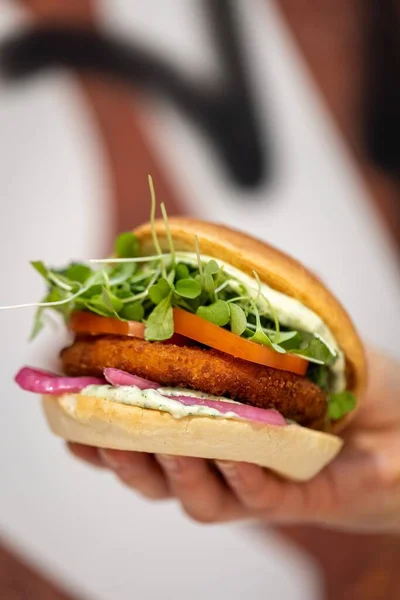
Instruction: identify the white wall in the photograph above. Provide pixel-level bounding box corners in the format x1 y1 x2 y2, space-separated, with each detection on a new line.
1 1 399 599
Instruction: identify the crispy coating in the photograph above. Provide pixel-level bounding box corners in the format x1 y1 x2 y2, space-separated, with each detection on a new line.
61 336 327 427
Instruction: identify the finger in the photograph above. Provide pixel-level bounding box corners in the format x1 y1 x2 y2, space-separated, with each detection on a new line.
157 455 242 523
99 450 170 500
67 443 105 469
216 461 316 521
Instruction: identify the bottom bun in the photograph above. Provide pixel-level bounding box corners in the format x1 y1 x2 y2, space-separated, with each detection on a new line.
42 394 343 482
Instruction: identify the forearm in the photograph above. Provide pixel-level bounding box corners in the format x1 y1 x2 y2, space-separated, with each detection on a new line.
277 525 400 600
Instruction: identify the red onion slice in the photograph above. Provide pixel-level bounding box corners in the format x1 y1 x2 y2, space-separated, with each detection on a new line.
160 393 286 426
15 367 104 394
15 366 286 426
104 368 161 390
103 369 285 425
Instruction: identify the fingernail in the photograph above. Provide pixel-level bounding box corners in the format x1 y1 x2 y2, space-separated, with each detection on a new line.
216 461 238 481
99 449 121 469
157 454 181 474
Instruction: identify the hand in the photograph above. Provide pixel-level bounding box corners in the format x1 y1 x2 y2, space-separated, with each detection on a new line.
69 348 400 531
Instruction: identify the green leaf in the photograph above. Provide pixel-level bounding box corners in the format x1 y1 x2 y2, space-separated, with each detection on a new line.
148 278 171 304
46 288 71 315
48 271 77 291
101 288 123 314
115 232 139 258
328 391 356 420
160 201 175 266
80 285 103 299
291 338 336 365
277 331 302 349
28 287 73 336
197 300 230 326
76 283 124 318
31 260 48 279
78 292 119 318
229 303 247 335
204 260 219 276
64 264 93 284
33 261 79 292
176 263 190 280
29 307 45 340
204 273 215 299
253 270 280 343
173 297 196 312
87 269 109 288
120 301 144 321
145 295 174 340
82 300 113 317
274 330 299 343
307 364 329 391
108 263 136 286
175 278 202 299
249 327 285 353
167 269 176 285
247 301 284 353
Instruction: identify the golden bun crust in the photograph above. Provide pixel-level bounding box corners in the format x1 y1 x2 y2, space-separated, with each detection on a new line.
134 218 367 432
42 394 343 482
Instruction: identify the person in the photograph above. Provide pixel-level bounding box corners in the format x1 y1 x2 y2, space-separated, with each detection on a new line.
68 347 400 532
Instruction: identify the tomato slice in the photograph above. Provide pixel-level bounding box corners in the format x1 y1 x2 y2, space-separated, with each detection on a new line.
173 309 308 375
69 311 145 338
69 310 308 375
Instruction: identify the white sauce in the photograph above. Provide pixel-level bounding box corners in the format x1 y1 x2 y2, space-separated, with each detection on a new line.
173 252 346 392
81 384 251 421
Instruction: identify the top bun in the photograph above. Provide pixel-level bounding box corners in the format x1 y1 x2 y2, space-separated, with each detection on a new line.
134 217 367 431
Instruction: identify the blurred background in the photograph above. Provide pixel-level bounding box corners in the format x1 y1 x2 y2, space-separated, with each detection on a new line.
0 1 399 599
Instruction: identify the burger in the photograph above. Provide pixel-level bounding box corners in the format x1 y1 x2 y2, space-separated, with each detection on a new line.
12 188 366 481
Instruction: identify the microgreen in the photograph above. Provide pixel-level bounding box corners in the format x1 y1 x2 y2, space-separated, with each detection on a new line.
176 263 190 280
247 300 285 353
145 294 173 341
89 254 170 264
166 269 176 285
101 288 124 315
148 174 166 281
204 260 219 276
291 337 336 365
31 260 48 279
204 273 215 300
160 202 175 268
197 300 230 326
328 391 356 420
253 271 280 343
148 278 172 304
175 278 202 299
107 263 136 286
63 264 93 284
120 301 144 321
30 307 45 340
115 231 139 258
307 363 329 391
194 236 204 284
2 175 351 403
229 303 247 335
214 280 231 296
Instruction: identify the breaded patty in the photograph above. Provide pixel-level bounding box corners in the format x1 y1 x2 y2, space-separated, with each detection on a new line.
61 336 327 427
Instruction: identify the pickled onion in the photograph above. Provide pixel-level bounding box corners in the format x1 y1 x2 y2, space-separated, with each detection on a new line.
15 367 104 394
160 392 286 425
104 368 160 390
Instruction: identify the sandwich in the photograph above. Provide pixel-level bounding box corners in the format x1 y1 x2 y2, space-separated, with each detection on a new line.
11 181 366 481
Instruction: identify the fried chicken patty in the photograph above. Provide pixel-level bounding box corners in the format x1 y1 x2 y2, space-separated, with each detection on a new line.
61 336 327 427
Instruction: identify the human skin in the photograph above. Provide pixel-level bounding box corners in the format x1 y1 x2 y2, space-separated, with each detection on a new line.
69 347 400 532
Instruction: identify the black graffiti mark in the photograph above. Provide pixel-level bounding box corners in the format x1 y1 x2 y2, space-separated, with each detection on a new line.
364 0 400 181
0 0 269 190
